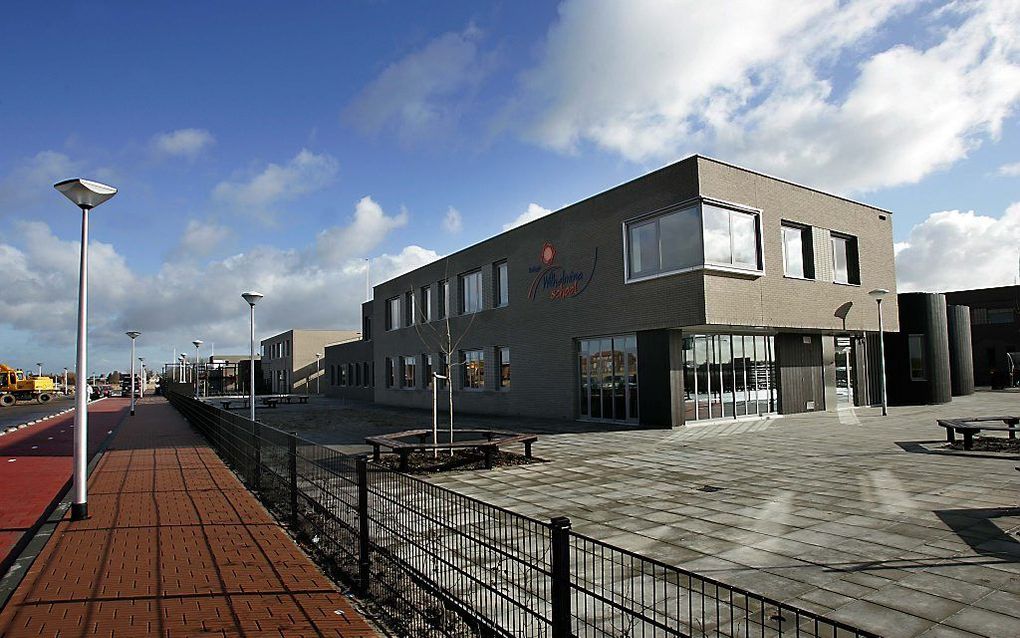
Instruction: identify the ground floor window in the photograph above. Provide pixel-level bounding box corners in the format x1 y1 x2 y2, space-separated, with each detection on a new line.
498 347 510 389
385 358 394 388
578 334 638 423
682 334 776 421
424 354 434 389
462 349 484 389
400 356 416 388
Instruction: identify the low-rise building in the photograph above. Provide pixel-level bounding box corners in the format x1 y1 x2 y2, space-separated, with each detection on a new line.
261 329 360 394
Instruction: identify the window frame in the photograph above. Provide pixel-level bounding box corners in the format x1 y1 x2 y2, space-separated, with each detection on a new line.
400 355 416 389
781 222 815 280
461 349 484 390
830 232 861 286
908 334 927 381
498 346 510 390
386 297 401 331
424 354 434 389
439 279 449 319
405 291 415 326
494 260 509 308
421 285 433 322
459 269 483 315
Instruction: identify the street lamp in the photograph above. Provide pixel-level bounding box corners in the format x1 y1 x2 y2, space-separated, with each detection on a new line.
315 352 322 395
180 353 188 384
63 367 68 396
36 363 43 377
241 292 263 421
138 357 145 398
868 288 890 416
54 177 118 521
192 340 203 397
126 331 141 416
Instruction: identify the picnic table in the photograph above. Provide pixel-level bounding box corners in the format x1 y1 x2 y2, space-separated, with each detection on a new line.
365 429 537 471
937 416 1020 450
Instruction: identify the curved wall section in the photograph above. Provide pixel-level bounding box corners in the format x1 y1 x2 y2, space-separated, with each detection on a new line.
947 304 975 396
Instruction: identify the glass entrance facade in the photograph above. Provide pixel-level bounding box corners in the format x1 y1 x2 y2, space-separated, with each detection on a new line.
682 334 777 422
578 335 638 423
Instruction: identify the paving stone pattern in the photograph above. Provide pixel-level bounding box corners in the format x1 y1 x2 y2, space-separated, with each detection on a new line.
0 398 377 638
429 393 1020 638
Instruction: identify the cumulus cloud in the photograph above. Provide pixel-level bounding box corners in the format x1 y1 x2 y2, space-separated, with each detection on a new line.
442 207 463 233
518 0 1020 194
213 149 339 220
316 196 409 264
174 219 232 259
151 128 215 158
0 204 438 367
502 203 553 231
344 24 494 142
0 151 84 215
895 202 1020 292
998 162 1020 176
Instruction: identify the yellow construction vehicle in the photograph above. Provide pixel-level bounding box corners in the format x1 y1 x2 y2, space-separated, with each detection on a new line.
0 363 55 407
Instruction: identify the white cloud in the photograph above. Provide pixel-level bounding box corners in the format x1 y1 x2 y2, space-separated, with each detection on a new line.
503 203 552 231
344 24 493 142
998 162 1020 176
0 151 83 215
213 149 339 220
895 202 1020 292
519 0 1020 194
316 196 409 264
151 128 215 158
443 206 463 233
175 219 232 258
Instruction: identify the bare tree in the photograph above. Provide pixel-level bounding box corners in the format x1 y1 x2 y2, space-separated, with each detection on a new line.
411 260 477 456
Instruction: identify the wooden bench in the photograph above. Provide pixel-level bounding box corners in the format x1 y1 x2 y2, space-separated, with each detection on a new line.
937 416 1020 450
365 429 538 471
260 398 279 409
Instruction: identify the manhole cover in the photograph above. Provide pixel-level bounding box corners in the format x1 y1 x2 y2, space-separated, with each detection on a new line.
697 485 723 492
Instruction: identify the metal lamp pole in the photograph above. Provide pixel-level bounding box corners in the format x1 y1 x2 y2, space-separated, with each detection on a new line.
63 367 68 395
241 292 264 421
869 289 890 416
315 353 321 395
192 340 203 398
138 357 145 398
54 178 117 521
36 363 42 377
126 332 140 416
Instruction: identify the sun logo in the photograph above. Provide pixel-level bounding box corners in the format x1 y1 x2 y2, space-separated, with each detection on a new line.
540 242 556 266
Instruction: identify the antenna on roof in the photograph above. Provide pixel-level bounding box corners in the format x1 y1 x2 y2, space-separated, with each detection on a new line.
365 258 371 302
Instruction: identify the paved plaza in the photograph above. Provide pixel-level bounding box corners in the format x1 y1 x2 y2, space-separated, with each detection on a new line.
429 392 1020 638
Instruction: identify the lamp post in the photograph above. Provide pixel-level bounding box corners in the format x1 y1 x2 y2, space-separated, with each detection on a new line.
63 367 68 395
315 353 321 395
138 357 145 398
179 354 187 384
868 288 890 416
241 292 264 421
54 177 117 521
192 340 203 398
126 331 140 416
36 363 42 377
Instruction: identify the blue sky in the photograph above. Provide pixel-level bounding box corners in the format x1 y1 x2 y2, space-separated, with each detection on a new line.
1 0 1019 373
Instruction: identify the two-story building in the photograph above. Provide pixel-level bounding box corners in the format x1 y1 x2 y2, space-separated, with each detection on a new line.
261 329 360 394
327 155 901 426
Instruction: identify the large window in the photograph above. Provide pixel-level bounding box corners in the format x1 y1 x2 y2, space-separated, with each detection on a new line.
498 346 510 389
626 201 760 281
627 205 701 279
462 349 484 389
439 280 449 318
421 286 433 322
400 355 416 388
682 334 777 422
386 297 401 331
831 233 861 285
424 354 434 389
405 291 416 326
908 334 926 381
781 223 814 279
460 270 482 314
578 335 637 423
495 261 509 307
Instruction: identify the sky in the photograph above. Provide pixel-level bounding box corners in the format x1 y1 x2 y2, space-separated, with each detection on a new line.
1 0 1019 374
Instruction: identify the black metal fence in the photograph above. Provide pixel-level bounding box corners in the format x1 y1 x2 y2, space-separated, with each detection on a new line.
167 391 876 638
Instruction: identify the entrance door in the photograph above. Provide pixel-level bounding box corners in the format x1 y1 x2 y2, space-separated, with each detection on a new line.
835 337 853 405
578 334 639 424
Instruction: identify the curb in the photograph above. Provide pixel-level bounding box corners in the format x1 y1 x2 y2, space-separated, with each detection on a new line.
0 398 107 437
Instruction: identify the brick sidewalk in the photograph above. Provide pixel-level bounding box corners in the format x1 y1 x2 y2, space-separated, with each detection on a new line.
0 398 377 637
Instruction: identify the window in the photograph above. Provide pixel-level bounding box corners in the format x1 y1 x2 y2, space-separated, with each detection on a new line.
627 205 701 278
460 270 482 314
348 364 354 387
405 291 415 326
498 347 510 389
330 365 336 386
438 353 448 388
400 356 416 388
385 357 395 387
421 286 433 322
702 203 759 270
908 334 926 380
363 362 370 387
340 364 347 387
830 233 861 285
363 314 372 340
386 297 401 331
988 308 1014 324
424 354 434 389
462 349 484 389
355 362 361 386
439 280 449 318
781 223 815 279
495 261 509 307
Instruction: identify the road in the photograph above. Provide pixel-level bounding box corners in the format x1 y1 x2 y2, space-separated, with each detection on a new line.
0 396 75 430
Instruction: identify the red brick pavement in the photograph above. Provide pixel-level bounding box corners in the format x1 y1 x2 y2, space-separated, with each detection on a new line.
0 398 377 637
0 400 127 569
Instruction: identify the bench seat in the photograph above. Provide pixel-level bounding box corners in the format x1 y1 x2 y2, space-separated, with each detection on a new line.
937 417 1020 450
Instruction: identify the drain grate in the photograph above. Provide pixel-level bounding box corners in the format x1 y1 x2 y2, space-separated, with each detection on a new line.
696 485 723 492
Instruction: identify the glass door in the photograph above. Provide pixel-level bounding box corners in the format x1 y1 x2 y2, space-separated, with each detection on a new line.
578 335 639 424
683 333 776 423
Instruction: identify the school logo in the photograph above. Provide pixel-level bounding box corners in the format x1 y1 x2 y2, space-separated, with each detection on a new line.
528 243 598 301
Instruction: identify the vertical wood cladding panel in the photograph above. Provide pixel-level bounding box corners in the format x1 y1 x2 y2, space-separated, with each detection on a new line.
775 333 824 414
637 330 672 428
889 293 952 405
947 304 975 396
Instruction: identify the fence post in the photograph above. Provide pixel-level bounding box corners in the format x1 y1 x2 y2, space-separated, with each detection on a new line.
550 516 572 638
357 458 370 594
252 421 262 490
288 432 298 527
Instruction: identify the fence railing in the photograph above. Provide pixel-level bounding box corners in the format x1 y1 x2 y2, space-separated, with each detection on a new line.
166 391 876 638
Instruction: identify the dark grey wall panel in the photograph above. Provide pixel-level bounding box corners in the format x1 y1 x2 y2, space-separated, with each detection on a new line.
637 330 671 427
887 293 952 405
775 333 824 414
947 304 975 396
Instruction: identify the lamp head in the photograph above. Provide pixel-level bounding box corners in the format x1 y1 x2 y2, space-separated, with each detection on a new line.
126 330 141 339
241 291 264 306
868 288 890 300
193 340 203 348
54 178 117 210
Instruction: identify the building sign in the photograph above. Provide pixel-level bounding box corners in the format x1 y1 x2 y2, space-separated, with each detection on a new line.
528 242 598 301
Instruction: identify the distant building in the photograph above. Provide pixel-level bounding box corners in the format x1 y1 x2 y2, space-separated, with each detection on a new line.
944 285 1020 387
205 354 261 395
325 302 374 402
261 330 360 394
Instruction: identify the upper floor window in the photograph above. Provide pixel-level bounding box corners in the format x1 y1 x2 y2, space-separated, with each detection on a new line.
494 261 509 307
421 286 433 322
439 279 450 318
362 315 372 340
460 270 483 314
386 297 401 331
625 201 760 282
781 223 815 279
831 233 861 285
